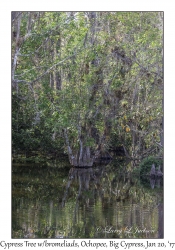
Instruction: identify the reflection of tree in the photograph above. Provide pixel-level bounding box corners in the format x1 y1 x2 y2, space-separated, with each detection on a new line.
12 162 163 239
150 176 163 189
61 167 99 207
60 165 163 238
158 203 163 238
150 177 155 189
61 166 111 237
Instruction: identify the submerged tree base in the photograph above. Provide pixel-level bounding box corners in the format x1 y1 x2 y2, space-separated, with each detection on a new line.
69 155 94 167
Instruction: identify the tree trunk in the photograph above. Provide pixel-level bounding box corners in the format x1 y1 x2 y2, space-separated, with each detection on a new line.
69 146 94 167
64 129 94 167
12 12 22 90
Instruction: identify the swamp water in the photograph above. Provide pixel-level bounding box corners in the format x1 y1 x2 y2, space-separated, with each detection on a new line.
12 159 163 239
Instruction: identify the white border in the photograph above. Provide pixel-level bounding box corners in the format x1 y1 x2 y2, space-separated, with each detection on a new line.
1 0 175 247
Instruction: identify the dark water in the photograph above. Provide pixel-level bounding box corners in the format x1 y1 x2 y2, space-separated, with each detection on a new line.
12 159 163 239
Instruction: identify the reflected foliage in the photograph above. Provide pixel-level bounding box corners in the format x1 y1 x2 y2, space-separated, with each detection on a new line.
12 159 163 239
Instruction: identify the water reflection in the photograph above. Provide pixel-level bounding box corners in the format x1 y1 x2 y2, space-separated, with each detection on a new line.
150 177 163 189
158 203 163 238
12 160 163 239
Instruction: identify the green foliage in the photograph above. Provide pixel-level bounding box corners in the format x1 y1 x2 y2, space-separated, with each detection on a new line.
139 156 163 176
12 11 163 162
